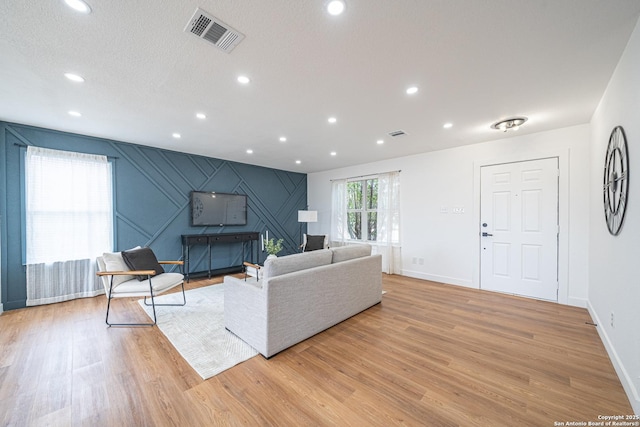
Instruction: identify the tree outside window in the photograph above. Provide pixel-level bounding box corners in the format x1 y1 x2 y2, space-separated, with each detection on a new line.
346 178 378 241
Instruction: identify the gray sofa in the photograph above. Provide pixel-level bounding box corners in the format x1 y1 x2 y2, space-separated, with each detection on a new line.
224 244 382 358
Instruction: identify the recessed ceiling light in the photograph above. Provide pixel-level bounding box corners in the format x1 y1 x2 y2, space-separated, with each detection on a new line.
196 113 206 120
246 149 253 154
279 137 287 142
443 122 453 129
376 139 384 145
327 0 346 15
328 117 337 124
295 160 301 164
406 86 419 95
330 151 337 156
172 133 181 139
68 110 82 117
237 75 250 84
64 73 85 83
64 0 91 14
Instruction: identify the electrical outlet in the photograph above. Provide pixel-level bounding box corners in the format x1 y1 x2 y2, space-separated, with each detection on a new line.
440 206 448 214
412 257 417 265
452 206 465 214
418 258 424 265
610 312 615 328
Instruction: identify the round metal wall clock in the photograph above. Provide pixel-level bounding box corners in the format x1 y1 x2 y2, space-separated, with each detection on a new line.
603 125 629 236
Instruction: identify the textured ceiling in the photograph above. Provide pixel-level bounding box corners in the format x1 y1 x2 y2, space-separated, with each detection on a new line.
1 1 640 173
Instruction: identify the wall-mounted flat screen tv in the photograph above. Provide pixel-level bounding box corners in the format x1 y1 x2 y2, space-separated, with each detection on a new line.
190 191 247 226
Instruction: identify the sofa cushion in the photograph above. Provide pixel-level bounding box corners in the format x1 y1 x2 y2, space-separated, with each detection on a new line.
330 244 372 264
114 272 184 294
263 249 332 279
102 250 137 288
121 247 164 281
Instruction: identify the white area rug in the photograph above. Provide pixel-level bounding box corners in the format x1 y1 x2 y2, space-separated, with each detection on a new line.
138 284 258 380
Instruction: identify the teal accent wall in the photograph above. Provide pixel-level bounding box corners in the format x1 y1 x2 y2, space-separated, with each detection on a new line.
0 122 307 310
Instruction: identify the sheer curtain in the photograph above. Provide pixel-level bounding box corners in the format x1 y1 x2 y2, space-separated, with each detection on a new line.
330 172 401 274
25 146 113 306
376 171 401 274
330 179 347 247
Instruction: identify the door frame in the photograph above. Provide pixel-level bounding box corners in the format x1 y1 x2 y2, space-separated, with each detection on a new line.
472 149 569 305
479 157 560 301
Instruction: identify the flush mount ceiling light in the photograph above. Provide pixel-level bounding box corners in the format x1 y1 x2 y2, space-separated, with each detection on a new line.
64 0 91 14
279 136 287 142
443 122 453 129
491 117 528 132
237 75 250 84
172 133 181 139
330 151 337 156
64 73 85 83
295 160 301 164
246 149 253 154
196 113 206 119
327 0 346 15
328 117 337 124
68 110 82 117
376 139 384 145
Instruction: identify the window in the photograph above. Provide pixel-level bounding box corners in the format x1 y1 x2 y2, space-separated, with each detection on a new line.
331 171 401 274
25 146 113 305
346 179 378 241
26 147 113 264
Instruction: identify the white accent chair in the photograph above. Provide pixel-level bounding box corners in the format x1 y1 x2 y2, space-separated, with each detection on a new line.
96 248 186 327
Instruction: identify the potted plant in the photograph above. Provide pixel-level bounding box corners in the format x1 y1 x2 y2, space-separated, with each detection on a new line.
264 237 284 259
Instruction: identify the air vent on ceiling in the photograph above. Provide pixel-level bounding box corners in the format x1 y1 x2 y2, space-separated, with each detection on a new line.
388 130 407 137
184 8 245 53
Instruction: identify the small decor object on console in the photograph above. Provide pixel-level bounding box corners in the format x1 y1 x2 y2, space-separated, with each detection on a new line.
264 237 284 258
603 126 629 236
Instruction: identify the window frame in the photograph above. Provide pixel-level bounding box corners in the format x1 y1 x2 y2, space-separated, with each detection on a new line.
345 177 379 242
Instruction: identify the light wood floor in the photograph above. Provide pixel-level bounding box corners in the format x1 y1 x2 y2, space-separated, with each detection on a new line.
0 274 632 426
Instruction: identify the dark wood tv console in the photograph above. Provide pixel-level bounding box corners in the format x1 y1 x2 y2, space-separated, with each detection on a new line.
181 232 260 281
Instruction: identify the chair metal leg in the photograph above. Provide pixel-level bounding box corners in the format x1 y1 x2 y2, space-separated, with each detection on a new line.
142 281 187 307
105 274 158 327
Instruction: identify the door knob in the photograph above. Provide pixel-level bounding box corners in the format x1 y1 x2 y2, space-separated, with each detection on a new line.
482 232 493 237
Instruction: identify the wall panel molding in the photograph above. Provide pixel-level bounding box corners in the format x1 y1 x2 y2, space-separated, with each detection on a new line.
0 122 307 310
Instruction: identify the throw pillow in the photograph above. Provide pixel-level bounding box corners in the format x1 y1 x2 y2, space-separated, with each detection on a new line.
102 251 136 288
304 234 326 251
121 247 164 281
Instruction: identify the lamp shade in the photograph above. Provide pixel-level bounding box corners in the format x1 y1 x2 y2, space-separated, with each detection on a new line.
298 210 318 223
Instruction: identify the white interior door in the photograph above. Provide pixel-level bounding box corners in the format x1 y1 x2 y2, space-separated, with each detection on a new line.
480 158 559 301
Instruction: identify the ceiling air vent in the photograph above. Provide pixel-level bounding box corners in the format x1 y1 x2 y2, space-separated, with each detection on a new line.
388 130 407 137
184 8 245 53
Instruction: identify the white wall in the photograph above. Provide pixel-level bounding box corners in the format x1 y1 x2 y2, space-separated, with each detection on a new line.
589 17 640 414
308 124 591 307
308 14 640 412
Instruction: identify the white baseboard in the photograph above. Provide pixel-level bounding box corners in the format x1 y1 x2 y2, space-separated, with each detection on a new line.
401 270 475 289
0 303 3 314
587 301 640 414
567 296 588 308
